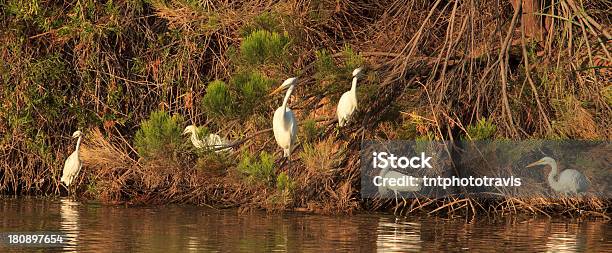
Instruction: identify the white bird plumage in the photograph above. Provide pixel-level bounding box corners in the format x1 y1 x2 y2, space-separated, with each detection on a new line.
378 164 422 198
270 77 298 157
183 125 232 153
61 131 83 187
337 67 364 127
526 157 589 194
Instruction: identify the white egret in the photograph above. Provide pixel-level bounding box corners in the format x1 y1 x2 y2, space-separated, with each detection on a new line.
270 77 298 157
205 133 232 152
183 125 232 152
61 131 83 187
337 67 364 127
378 164 422 201
526 157 589 194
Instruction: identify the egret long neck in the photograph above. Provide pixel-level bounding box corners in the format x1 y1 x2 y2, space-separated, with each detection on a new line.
546 160 560 190
75 136 82 153
190 131 199 143
351 77 357 101
281 86 293 114
380 166 389 177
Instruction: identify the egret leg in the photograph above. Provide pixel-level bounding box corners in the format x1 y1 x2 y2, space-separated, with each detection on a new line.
278 156 288 169
333 126 340 138
287 157 292 173
336 126 349 141
61 183 69 196
288 148 292 167
393 191 400 215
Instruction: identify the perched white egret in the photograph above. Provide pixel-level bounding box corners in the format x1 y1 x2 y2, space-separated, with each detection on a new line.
61 131 83 187
377 164 422 199
205 133 232 152
526 157 589 194
182 125 232 152
337 67 364 127
183 125 205 148
270 77 298 157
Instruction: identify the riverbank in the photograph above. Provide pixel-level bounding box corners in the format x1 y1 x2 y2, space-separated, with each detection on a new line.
1 1 610 218
70 129 612 218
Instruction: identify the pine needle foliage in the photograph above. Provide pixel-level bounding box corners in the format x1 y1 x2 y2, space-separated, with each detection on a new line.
240 29 289 65
300 119 320 143
202 80 233 116
465 118 497 140
237 151 275 185
276 171 295 193
313 49 340 88
134 110 184 159
231 71 274 113
341 44 364 71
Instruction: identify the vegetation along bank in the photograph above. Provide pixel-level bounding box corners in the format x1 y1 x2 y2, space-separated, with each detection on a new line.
1 0 610 218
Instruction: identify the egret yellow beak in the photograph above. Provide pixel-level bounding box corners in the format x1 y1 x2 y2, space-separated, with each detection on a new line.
526 160 542 168
269 86 285 96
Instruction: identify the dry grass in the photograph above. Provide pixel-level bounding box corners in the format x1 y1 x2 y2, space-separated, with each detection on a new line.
300 137 345 175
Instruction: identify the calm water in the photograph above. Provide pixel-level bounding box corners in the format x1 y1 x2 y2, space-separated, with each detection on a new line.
0 197 610 252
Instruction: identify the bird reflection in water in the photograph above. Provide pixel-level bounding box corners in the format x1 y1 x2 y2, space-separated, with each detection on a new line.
376 217 422 252
60 198 80 252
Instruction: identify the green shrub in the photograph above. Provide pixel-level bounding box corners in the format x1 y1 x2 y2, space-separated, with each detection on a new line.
312 46 364 94
342 44 364 71
202 80 233 116
134 110 184 159
465 118 497 140
231 71 273 110
313 49 340 85
240 30 289 65
237 151 275 184
6 0 41 21
276 172 295 193
315 49 338 74
300 119 319 143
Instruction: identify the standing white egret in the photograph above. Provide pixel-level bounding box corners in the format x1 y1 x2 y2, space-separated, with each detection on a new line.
61 131 83 187
526 157 589 194
337 67 364 127
183 125 232 152
270 77 298 157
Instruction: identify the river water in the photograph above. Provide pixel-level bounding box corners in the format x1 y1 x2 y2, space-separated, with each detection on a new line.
0 197 610 252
